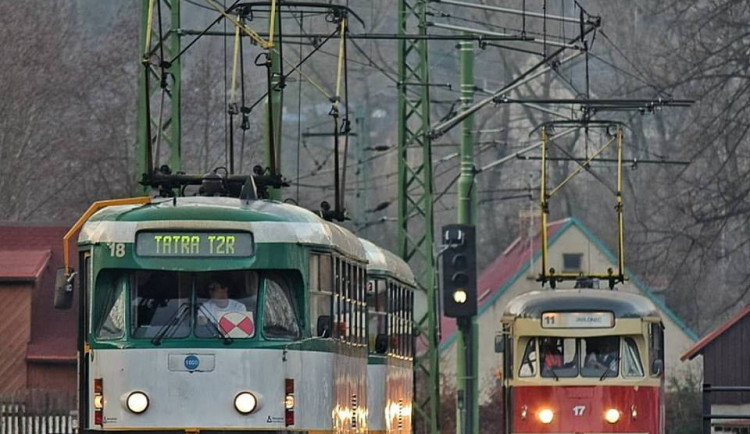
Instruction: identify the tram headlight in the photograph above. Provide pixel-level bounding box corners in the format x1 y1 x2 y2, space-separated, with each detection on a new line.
234 392 258 414
604 408 621 424
538 408 554 424
126 391 149 414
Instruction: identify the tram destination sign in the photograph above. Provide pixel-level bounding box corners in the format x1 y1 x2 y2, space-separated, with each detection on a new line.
541 312 614 329
135 231 254 257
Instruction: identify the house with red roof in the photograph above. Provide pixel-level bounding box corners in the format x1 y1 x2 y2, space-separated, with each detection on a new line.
682 305 750 431
438 216 700 400
0 225 78 398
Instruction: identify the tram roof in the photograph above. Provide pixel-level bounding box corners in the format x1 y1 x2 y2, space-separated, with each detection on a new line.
503 289 661 320
78 197 367 260
360 238 417 287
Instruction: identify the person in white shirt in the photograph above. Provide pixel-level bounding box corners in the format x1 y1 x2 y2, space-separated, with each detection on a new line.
199 280 247 325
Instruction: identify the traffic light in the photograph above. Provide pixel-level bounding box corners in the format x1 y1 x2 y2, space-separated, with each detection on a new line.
442 224 477 318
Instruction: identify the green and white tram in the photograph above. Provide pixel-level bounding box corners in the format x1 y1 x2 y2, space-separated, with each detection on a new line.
361 239 415 434
55 196 414 434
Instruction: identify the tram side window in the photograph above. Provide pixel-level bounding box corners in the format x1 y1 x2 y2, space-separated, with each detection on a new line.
519 338 537 377
396 284 406 356
398 284 406 356
332 257 354 342
347 263 356 344
95 274 127 340
388 282 398 354
367 279 388 353
333 257 342 339
407 289 414 357
622 337 645 377
343 261 354 343
362 268 368 345
649 323 664 376
262 274 301 339
310 254 333 337
131 271 190 339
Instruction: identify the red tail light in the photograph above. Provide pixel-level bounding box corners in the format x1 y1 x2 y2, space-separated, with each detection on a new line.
94 377 104 425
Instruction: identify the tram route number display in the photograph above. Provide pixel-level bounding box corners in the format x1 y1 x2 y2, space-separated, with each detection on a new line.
135 231 254 257
541 311 614 328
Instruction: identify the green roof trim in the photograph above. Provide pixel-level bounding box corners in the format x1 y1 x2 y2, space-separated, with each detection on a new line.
439 217 696 353
569 217 698 341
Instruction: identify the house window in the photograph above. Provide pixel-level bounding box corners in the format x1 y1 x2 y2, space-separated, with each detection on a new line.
562 253 583 271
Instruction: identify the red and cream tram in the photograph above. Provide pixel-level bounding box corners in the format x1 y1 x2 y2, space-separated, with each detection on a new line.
497 290 665 433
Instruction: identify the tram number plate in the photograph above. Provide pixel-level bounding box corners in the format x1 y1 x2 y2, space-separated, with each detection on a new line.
136 231 254 257
542 312 614 328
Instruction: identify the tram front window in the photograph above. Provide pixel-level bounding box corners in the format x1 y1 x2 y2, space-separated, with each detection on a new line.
95 274 127 340
517 336 641 379
540 337 578 378
97 270 296 341
622 337 645 377
195 271 259 339
519 338 537 377
262 274 300 339
127 270 260 340
131 271 190 339
581 336 620 378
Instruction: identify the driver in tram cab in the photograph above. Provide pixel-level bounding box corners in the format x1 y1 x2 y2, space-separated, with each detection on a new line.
541 338 563 371
585 339 618 371
198 280 247 325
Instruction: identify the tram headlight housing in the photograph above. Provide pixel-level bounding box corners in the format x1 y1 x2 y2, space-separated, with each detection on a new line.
604 408 621 424
538 408 554 424
234 392 258 414
126 391 149 414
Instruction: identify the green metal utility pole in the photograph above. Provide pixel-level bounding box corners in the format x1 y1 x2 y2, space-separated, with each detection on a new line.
265 9 283 200
456 40 478 434
397 1 438 433
137 0 181 191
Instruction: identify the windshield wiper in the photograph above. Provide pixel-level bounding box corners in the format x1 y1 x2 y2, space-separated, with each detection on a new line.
549 367 559 381
197 303 233 345
151 303 189 346
599 357 621 381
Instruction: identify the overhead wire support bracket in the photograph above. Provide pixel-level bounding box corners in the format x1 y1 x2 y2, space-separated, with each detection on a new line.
202 0 275 48
429 23 578 49
433 0 591 24
178 30 545 41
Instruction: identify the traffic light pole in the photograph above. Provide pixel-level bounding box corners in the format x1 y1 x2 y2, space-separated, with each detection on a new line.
456 40 478 434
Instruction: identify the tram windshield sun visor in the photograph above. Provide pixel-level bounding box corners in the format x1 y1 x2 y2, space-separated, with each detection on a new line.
94 269 302 343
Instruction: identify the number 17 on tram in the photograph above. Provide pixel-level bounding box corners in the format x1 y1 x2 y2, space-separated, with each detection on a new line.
496 290 666 434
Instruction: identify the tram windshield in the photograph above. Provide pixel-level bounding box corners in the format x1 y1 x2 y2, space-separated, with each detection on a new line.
94 270 301 342
519 336 644 379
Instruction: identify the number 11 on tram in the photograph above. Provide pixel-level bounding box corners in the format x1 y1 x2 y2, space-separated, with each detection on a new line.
496 290 666 434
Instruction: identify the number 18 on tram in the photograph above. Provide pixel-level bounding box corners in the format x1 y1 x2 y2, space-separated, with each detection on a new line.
496 290 666 434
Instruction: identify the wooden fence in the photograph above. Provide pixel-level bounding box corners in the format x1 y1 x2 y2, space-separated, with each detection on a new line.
0 390 76 434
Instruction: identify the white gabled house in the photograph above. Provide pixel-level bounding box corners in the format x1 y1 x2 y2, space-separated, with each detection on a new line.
438 217 700 400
